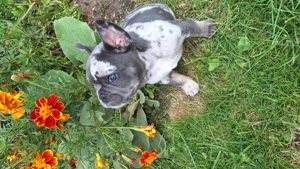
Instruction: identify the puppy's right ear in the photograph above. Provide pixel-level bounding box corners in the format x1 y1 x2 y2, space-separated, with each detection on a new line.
95 19 132 53
74 43 95 54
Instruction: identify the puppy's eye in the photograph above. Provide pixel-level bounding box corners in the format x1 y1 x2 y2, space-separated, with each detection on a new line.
107 74 118 82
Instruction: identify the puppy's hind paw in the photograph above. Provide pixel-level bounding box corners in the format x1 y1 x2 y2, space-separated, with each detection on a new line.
197 18 216 38
181 79 199 96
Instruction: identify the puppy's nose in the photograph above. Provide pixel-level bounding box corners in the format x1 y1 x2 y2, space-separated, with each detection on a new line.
99 92 107 100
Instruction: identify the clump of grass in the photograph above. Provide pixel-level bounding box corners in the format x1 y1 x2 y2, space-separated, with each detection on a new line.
0 0 80 88
138 0 300 168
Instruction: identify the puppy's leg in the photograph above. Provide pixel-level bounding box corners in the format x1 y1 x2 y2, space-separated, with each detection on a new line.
171 19 216 38
160 71 199 96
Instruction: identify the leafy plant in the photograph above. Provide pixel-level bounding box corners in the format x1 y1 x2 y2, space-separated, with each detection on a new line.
1 5 165 169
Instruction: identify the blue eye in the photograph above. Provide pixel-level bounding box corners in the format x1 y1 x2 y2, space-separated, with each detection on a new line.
108 74 118 82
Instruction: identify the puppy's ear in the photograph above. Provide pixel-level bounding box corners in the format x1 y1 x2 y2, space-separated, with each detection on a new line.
95 19 132 53
74 43 95 54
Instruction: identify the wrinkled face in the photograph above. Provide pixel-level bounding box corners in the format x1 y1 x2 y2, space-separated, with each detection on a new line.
75 19 146 108
86 44 144 108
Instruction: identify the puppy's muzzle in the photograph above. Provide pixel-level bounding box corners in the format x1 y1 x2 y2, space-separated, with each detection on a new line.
97 90 129 108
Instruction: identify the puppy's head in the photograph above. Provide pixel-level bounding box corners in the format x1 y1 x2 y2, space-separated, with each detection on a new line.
76 20 145 108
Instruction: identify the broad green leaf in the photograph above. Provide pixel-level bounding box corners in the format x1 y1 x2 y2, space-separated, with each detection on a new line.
135 107 148 126
54 17 97 68
21 70 80 100
132 108 150 150
117 128 134 142
137 89 146 104
237 36 252 52
76 146 95 169
207 58 220 71
149 131 167 158
145 99 160 108
123 100 139 123
80 103 96 126
80 103 106 126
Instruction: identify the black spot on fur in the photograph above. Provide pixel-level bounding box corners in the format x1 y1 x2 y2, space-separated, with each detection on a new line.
159 25 164 32
135 25 144 30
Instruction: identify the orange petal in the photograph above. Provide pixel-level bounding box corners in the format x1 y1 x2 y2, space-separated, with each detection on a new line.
36 97 47 108
60 114 70 122
51 109 61 120
47 95 59 106
56 122 64 131
53 102 64 111
29 110 38 120
11 108 25 119
45 116 56 128
35 116 45 127
142 151 150 158
47 157 58 166
42 150 54 162
56 152 65 159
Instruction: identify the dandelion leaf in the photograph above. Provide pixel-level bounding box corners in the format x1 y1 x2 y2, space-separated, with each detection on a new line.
207 58 220 72
237 36 252 52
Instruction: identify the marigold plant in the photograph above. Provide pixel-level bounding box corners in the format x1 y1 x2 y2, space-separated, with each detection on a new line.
29 94 70 130
0 90 25 119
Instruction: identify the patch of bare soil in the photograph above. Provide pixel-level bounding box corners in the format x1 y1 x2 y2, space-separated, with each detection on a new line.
73 0 135 25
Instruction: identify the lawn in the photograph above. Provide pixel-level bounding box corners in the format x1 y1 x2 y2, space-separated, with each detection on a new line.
1 0 299 169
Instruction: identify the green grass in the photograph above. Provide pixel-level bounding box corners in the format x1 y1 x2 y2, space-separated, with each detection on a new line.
147 0 300 168
1 0 300 168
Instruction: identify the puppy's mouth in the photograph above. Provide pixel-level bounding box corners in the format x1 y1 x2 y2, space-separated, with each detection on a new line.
98 93 131 109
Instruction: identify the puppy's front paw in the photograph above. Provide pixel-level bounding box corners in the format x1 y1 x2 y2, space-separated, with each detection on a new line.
181 79 199 96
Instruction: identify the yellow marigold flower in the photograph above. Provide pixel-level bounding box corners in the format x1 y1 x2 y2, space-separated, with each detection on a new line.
95 153 108 169
135 123 156 138
0 90 25 119
140 149 158 166
31 150 58 169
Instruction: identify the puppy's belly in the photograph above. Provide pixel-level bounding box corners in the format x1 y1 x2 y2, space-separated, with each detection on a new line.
143 56 181 84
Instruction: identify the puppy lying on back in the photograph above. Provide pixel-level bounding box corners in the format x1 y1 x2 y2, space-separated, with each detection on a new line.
76 3 216 108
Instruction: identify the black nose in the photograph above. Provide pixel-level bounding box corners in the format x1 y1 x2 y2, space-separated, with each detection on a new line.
98 90 107 100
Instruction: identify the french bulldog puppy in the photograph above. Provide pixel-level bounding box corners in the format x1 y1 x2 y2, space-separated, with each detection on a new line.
75 3 216 108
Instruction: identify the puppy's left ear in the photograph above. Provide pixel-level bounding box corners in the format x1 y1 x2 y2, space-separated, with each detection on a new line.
95 20 132 53
74 43 95 54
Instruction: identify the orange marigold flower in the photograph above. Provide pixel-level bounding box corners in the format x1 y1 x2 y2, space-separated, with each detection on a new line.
0 90 25 119
95 153 109 168
140 149 157 166
135 123 156 138
29 94 70 130
31 150 58 169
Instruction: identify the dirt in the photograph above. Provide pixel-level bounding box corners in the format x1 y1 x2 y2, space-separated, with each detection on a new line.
73 0 135 26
